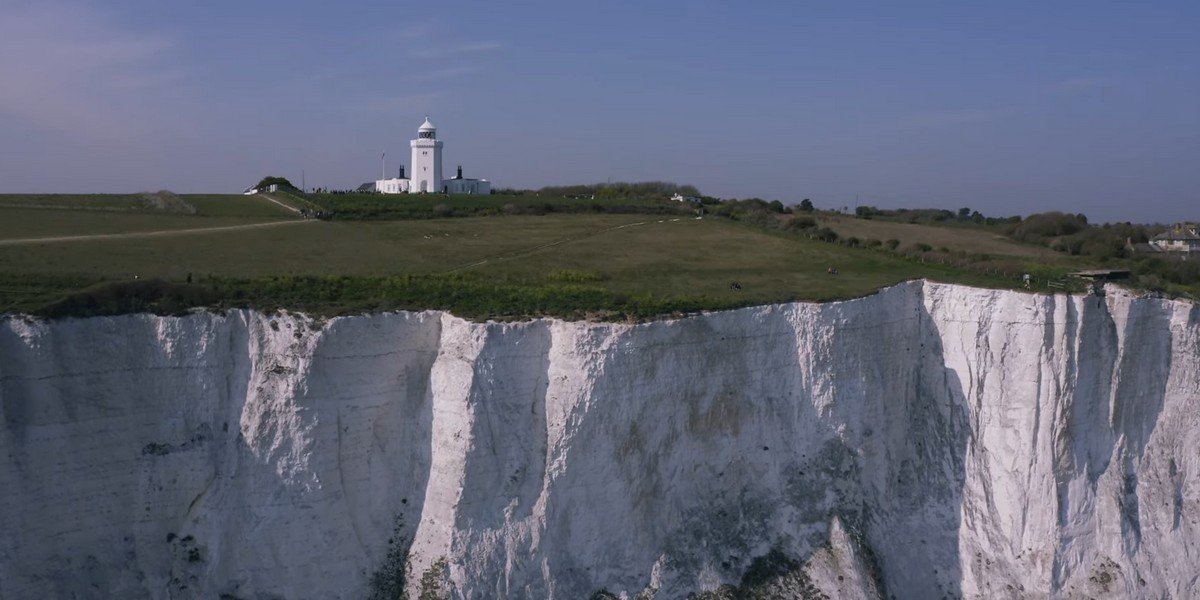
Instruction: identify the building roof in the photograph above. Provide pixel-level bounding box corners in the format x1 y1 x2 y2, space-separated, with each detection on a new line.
418 117 436 131
1152 223 1200 242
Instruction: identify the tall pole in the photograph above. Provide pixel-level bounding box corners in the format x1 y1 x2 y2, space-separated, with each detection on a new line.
381 152 386 181
302 169 306 193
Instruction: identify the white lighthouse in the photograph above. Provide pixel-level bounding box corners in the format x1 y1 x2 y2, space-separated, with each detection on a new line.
410 116 443 193
369 116 490 194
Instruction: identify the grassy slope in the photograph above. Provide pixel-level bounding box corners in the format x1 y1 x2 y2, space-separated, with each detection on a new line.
185 194 299 217
0 208 291 240
0 194 1085 319
464 217 1001 302
816 214 1060 258
0 214 651 278
0 194 150 210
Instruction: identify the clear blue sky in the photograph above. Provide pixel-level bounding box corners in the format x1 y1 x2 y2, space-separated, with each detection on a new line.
1 1 1196 222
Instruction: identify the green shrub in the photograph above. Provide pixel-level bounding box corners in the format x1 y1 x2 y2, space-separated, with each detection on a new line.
545 270 606 283
783 216 817 230
37 279 218 318
812 227 839 242
255 176 296 190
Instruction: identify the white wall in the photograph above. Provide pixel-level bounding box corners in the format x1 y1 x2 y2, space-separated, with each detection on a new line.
374 178 410 194
410 139 443 194
443 179 491 195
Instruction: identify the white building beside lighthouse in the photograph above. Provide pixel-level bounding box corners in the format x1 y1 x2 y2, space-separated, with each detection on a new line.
371 117 491 195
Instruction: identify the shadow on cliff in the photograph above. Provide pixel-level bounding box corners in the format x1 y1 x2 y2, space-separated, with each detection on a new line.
439 320 552 598
843 283 971 599
293 313 443 599
1051 292 1173 590
527 282 975 598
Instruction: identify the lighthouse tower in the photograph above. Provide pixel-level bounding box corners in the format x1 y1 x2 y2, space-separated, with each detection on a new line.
409 116 443 193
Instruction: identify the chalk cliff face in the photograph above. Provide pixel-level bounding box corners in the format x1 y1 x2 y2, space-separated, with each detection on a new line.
1 281 1198 599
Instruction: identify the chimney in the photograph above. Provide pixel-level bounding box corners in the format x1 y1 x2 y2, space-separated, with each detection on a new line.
457 165 463 179
398 165 405 179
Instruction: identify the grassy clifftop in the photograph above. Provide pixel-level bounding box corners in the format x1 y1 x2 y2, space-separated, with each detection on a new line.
0 193 1114 320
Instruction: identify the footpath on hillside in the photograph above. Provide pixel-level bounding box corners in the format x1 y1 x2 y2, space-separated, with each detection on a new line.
0 219 317 247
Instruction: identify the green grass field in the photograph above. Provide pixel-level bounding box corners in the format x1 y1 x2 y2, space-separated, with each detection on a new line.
815 214 1061 258
0 193 1085 319
0 193 296 218
0 208 291 240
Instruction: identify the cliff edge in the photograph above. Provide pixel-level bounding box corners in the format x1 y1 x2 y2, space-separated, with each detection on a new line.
1 281 1197 599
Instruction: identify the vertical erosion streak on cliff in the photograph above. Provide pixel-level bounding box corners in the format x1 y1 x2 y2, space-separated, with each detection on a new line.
428 319 552 598
0 313 259 597
1051 293 1120 591
478 282 949 598
1110 297 1172 552
160 311 445 600
855 282 969 599
918 286 1200 599
924 285 1091 597
277 312 441 599
405 314 487 592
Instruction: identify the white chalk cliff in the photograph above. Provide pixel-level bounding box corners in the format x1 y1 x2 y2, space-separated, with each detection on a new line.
1 281 1198 599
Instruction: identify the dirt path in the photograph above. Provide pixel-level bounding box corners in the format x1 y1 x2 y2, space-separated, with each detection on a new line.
260 192 322 213
257 193 306 214
0 219 318 247
257 194 300 214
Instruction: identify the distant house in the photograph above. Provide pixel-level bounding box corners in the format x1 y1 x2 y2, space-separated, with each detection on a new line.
1149 223 1200 253
242 184 281 195
443 165 490 195
670 193 702 203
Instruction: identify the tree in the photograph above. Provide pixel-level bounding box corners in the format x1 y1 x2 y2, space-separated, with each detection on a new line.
256 176 296 190
958 207 972 218
798 199 814 213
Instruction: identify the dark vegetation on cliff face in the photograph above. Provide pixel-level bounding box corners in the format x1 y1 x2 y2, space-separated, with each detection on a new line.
367 517 411 600
0 188 1192 319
